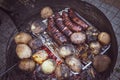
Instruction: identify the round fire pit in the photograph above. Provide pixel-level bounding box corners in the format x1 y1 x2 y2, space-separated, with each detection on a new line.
1 0 118 80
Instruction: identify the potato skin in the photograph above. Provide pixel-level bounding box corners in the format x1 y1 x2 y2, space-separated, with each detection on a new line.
32 50 48 64
14 32 32 44
59 44 75 58
98 32 110 45
70 32 86 44
89 41 101 55
65 56 82 73
41 6 53 18
55 64 70 80
28 38 43 49
93 55 111 72
31 20 47 34
41 59 56 74
19 59 35 71
16 44 32 59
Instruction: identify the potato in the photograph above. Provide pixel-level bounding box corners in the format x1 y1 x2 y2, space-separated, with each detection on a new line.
55 64 70 80
14 32 32 44
81 52 88 61
89 41 101 55
93 55 111 72
19 59 35 71
16 44 32 59
59 44 75 58
29 38 43 49
41 6 53 18
41 59 56 74
70 32 86 44
65 56 82 73
98 32 110 45
32 50 48 64
90 42 101 49
31 20 47 34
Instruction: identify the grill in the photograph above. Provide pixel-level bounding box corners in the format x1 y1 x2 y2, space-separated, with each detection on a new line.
0 0 118 80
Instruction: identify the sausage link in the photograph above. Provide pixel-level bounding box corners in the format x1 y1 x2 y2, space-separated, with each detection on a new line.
68 9 88 30
54 13 73 37
62 11 82 32
47 17 67 45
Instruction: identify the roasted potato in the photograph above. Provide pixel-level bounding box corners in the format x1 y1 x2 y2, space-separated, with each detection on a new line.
41 6 53 18
59 44 75 58
31 20 47 34
19 59 35 71
16 44 32 59
89 41 101 55
65 56 82 72
93 55 111 72
32 50 48 64
41 59 56 74
55 64 70 80
70 32 86 44
14 32 32 44
98 32 110 45
29 38 43 49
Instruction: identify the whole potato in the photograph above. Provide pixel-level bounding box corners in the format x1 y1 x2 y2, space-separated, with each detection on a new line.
29 38 43 49
41 59 56 74
65 56 82 73
19 59 35 71
16 44 32 59
98 32 110 45
59 44 75 58
41 6 53 18
70 32 86 44
31 20 47 34
93 55 111 72
32 50 48 64
14 32 32 44
55 64 70 80
89 41 101 55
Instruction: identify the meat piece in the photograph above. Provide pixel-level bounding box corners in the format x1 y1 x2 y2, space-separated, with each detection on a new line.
54 13 73 37
62 11 82 32
68 9 88 30
47 17 67 45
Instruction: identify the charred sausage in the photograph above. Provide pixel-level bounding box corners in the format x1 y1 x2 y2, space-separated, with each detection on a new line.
62 11 82 32
47 17 67 45
68 9 88 30
54 13 73 37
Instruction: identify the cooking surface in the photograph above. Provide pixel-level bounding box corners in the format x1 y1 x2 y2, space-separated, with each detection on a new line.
0 0 120 80
82 0 120 79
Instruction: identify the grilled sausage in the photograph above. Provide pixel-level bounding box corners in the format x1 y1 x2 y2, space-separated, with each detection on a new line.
54 13 73 37
47 17 67 45
68 9 88 30
62 11 82 32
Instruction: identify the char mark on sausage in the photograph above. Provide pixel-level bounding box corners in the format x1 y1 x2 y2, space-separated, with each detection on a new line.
54 13 73 37
47 17 68 45
68 9 88 30
62 11 82 32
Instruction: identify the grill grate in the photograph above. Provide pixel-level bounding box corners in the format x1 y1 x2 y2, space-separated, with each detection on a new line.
0 0 119 80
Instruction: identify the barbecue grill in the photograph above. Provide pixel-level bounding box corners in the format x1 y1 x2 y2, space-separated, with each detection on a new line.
0 0 118 80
